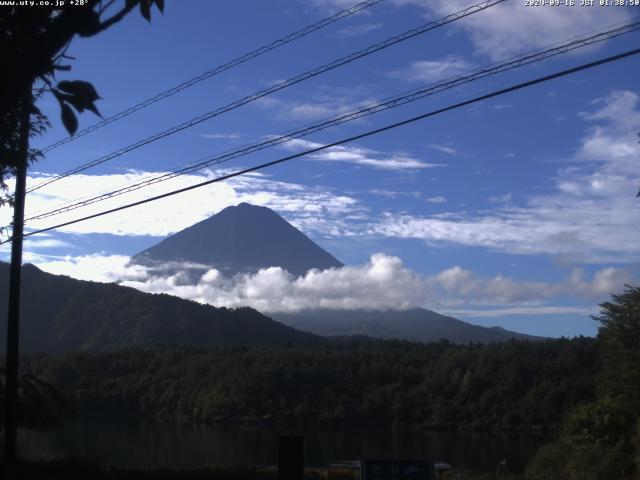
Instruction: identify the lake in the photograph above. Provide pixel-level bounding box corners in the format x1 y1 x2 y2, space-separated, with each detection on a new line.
18 420 552 474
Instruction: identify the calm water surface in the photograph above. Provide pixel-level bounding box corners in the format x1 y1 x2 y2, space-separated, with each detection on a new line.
19 421 552 474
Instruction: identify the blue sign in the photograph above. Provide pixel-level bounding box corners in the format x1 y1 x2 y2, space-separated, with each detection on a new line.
363 460 435 480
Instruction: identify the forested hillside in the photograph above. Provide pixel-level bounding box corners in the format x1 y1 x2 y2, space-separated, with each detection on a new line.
0 263 322 352
20 337 598 432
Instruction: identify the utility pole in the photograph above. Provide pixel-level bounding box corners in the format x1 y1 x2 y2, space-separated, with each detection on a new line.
4 87 31 467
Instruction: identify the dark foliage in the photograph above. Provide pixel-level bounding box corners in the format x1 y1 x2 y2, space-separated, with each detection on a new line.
594 285 640 409
18 337 598 432
0 368 73 430
0 0 163 198
527 285 640 479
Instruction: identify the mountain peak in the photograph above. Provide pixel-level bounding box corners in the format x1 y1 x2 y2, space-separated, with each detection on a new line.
132 203 343 277
236 202 262 209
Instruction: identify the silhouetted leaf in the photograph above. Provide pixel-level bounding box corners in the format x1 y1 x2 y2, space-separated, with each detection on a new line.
154 0 165 13
57 80 100 103
85 102 102 118
140 0 151 22
60 103 78 135
61 94 86 113
53 64 72 71
54 82 102 118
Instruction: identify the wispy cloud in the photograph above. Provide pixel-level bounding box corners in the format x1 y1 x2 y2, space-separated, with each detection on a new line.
371 90 640 263
488 193 512 204
426 196 447 204
283 138 445 170
338 22 382 36
2 170 362 238
255 91 378 122
369 189 422 199
428 144 457 156
390 56 474 83
490 104 513 111
24 238 73 249
201 133 243 140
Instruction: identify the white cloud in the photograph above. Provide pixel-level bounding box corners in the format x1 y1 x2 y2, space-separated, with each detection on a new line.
338 22 382 36
372 202 639 262
36 254 147 283
426 265 633 305
283 138 444 170
24 238 73 249
578 90 640 174
42 253 426 313
369 189 421 199
391 56 474 83
1 170 361 238
397 0 633 61
32 253 635 314
426 196 447 203
201 133 243 140
371 90 640 263
17 86 636 263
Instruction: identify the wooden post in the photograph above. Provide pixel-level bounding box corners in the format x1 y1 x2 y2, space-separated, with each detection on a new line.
4 88 30 466
278 435 304 480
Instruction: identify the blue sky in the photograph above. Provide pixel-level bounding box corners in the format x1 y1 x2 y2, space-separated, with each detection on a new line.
2 0 639 337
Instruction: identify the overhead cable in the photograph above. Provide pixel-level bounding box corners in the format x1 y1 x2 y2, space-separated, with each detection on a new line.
23 21 640 223
38 0 387 154
26 0 507 193
5 46 638 244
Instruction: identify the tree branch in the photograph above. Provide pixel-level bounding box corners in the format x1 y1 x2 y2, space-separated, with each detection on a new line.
99 0 118 15
93 0 140 35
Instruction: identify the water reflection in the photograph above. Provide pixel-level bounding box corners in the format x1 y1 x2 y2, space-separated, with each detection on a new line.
19 420 551 473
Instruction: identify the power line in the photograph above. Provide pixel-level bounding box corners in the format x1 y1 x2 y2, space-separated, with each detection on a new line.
38 0 386 155
22 21 640 223
25 20 636 220
26 0 506 194
6 46 639 245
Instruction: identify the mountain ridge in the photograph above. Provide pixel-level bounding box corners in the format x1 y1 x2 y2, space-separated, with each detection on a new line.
3 203 545 350
0 262 323 353
272 307 543 343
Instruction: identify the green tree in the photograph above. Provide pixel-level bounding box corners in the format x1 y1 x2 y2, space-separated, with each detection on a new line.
528 286 640 479
594 285 640 410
